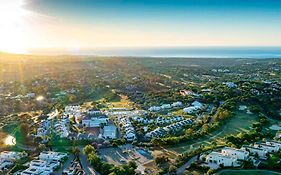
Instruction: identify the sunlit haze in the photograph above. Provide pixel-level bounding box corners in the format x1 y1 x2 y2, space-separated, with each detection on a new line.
0 0 29 53
0 0 281 54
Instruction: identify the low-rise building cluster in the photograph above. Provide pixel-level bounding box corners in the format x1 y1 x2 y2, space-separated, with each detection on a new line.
20 151 68 175
223 82 238 88
0 151 26 172
145 119 193 139
34 118 70 139
242 140 281 158
132 116 184 125
148 101 183 112
54 119 71 138
63 105 82 123
118 116 137 141
183 101 204 114
206 147 249 169
204 140 281 169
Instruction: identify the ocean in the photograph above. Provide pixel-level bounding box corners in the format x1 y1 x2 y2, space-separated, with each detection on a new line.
31 46 281 58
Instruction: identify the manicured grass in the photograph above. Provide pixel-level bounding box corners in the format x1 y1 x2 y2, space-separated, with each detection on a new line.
106 95 135 109
165 111 258 154
218 170 281 175
212 111 258 137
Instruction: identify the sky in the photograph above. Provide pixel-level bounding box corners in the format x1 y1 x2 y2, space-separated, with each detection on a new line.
0 0 281 54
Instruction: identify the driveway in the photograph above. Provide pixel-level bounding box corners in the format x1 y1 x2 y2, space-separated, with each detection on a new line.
78 146 99 175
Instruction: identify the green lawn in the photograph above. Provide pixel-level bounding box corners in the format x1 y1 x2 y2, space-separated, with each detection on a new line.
212 111 258 137
218 170 281 175
165 111 258 154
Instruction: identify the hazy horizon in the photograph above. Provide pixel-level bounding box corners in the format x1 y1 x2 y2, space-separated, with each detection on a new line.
17 46 280 58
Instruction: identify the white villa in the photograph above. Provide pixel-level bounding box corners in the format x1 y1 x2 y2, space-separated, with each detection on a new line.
21 160 58 175
223 82 238 88
118 116 136 141
183 106 197 114
39 151 67 162
238 105 247 111
0 151 26 172
0 151 26 160
63 105 82 123
265 140 281 150
205 152 239 168
148 106 161 112
221 147 249 160
205 147 248 169
0 159 13 171
87 109 102 115
254 142 279 153
241 146 268 158
149 101 183 112
54 119 70 138
21 151 67 175
183 101 203 114
171 101 183 107
161 104 171 109
241 145 268 158
205 140 281 170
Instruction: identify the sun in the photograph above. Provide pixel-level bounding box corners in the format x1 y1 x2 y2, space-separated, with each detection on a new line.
0 0 29 53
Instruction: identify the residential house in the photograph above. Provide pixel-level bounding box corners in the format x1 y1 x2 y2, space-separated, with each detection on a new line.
254 143 279 153
223 82 238 88
241 146 268 158
265 140 281 150
21 151 67 175
221 147 249 160
205 152 238 167
0 151 26 160
39 151 67 162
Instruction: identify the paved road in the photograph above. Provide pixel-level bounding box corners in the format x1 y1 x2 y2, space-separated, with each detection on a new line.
176 155 197 175
78 147 99 175
163 155 198 175
54 153 75 175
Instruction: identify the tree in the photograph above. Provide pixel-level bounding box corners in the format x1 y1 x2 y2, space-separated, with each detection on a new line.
201 124 210 133
155 156 169 166
34 136 43 144
83 145 96 156
168 165 177 175
37 144 46 152
72 147 80 157
88 153 100 165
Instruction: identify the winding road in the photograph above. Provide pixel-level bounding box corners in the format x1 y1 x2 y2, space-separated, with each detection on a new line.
78 146 100 175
